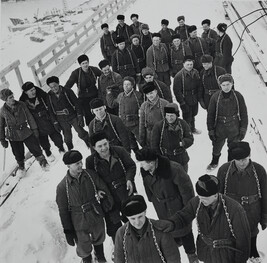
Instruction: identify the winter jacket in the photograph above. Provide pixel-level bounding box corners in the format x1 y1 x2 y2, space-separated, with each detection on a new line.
112 48 140 78
170 194 251 263
85 146 136 205
130 44 146 71
47 86 82 123
139 97 168 147
170 43 192 77
0 101 37 141
140 32 153 53
141 156 195 237
146 43 170 73
106 89 143 128
98 71 123 106
130 21 143 35
201 28 218 57
139 79 173 103
88 113 130 152
100 31 117 60
114 218 181 263
115 23 134 46
19 87 56 136
207 90 248 137
158 28 175 49
217 160 267 237
64 66 102 98
151 118 193 166
174 24 190 42
173 68 201 106
214 33 234 69
199 65 226 109
56 169 113 232
184 37 209 71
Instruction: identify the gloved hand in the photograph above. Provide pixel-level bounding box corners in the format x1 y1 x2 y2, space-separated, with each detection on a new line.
208 130 216 141
53 122 61 133
32 129 39 139
1 139 8 148
64 230 77 246
239 128 246 141
180 103 190 113
77 115 85 127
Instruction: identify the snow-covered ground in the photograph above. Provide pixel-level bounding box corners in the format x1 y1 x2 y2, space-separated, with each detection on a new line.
0 0 267 262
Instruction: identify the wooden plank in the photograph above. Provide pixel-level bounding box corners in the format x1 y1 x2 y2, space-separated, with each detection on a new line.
52 49 60 65
0 60 20 78
14 67 23 87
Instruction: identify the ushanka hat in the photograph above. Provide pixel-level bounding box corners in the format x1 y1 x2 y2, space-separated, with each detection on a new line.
0 88 13 101
172 34 181 40
201 54 213 63
218 74 234 84
101 23 109 29
115 36 126 44
141 67 154 77
196 174 220 197
117 14 125 20
187 25 197 34
22 81 35 92
202 19 211 26
63 150 83 165
135 147 158 161
152 32 161 38
164 103 180 115
77 54 89 64
229 141 251 160
217 23 227 32
46 76 59 85
142 82 156 94
90 98 105 109
89 131 109 146
177 15 185 22
122 195 147 217
161 19 169 26
141 23 149 30
183 55 195 63
98 59 110 69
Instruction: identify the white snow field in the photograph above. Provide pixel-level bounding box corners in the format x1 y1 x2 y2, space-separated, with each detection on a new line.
0 0 267 262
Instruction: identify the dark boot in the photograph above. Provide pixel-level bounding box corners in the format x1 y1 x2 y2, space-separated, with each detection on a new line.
44 148 52 157
94 244 107 262
58 145 65 153
36 155 49 170
82 254 92 263
66 142 73 151
206 154 221 171
17 161 25 170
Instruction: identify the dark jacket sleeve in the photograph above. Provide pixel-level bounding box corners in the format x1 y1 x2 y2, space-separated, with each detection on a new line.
85 155 95 170
222 34 233 65
113 116 131 152
207 92 218 131
114 226 126 263
217 163 229 194
139 102 146 147
100 37 108 59
130 49 140 74
160 81 173 102
47 93 57 123
106 92 121 109
0 109 6 140
92 66 102 78
64 69 78 89
180 119 194 149
141 172 154 202
66 88 82 116
21 102 37 130
173 74 185 105
150 121 162 154
111 51 119 74
236 91 248 133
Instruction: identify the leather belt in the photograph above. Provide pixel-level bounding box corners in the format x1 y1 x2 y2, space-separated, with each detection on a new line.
217 114 238 123
228 193 259 206
204 89 218 95
56 109 70 115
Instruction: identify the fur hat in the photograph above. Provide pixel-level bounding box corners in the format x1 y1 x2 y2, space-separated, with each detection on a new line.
141 23 149 30
117 14 125 20
98 59 110 69
142 82 156 94
172 34 181 40
183 55 195 63
101 23 109 29
22 81 35 92
187 25 197 34
89 131 109 146
123 76 135 86
229 141 251 160
0 88 13 101
46 76 59 85
141 67 155 77
196 174 219 197
202 19 211 26
90 98 105 109
177 15 185 22
218 74 234 84
130 13 138 19
122 195 147 217
217 23 227 33
77 54 89 64
63 150 82 165
164 103 179 115
152 32 161 38
135 147 158 161
115 36 126 44
201 54 213 63
130 34 140 42
161 19 169 26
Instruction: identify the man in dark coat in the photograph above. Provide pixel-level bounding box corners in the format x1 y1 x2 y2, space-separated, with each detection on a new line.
46 76 90 151
217 142 267 262
151 103 193 172
111 36 141 80
214 23 234 74
184 25 209 72
19 82 65 160
130 13 143 36
106 76 143 153
56 150 114 263
173 55 201 134
199 55 226 109
114 195 181 263
170 174 251 263
64 54 102 125
0 89 48 171
130 34 146 75
115 14 134 46
86 132 136 243
170 34 192 77
207 74 248 171
98 59 123 115
201 19 218 58
100 23 117 63
140 23 153 53
158 19 175 50
175 16 190 42
135 148 197 263
88 98 130 153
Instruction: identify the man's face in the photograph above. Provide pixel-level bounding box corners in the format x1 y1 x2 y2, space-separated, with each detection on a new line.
123 80 133 93
6 94 15 106
102 27 109 34
172 38 181 47
144 74 154 82
128 211 146 229
220 81 233 93
152 37 161 47
94 139 110 158
25 87 36 99
178 20 185 26
202 62 213 71
117 42 126 50
49 82 60 94
118 19 124 26
183 61 194 71
68 160 83 175
132 37 140 46
202 24 210 32
146 89 157 101
142 29 149 35
92 106 106 119
199 194 218 206
80 60 89 71
101 65 111 76
161 24 168 30
131 17 138 24
166 113 177 124
189 30 197 38
234 156 250 170
139 160 155 171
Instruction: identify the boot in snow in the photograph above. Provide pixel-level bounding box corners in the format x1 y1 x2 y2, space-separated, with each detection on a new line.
17 161 26 178
206 154 221 171
94 244 107 262
47 153 55 162
82 254 92 263
192 128 202 135
187 253 199 263
58 145 65 153
44 148 52 157
66 142 74 151
36 155 49 171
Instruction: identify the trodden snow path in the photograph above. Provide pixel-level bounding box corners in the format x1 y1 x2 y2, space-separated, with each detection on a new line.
0 0 267 262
